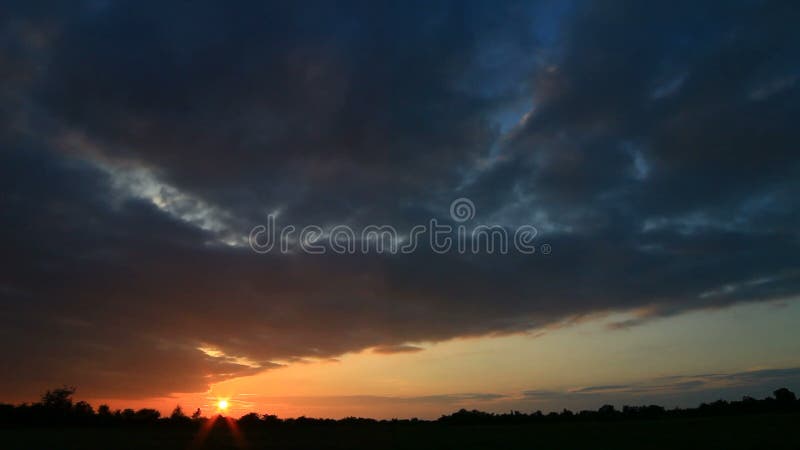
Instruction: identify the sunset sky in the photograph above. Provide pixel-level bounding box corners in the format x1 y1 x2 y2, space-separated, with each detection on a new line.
2 1 799 419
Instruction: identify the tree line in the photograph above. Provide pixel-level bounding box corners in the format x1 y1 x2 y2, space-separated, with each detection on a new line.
0 386 798 427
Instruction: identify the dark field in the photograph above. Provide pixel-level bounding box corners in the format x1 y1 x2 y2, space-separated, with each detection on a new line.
2 413 799 450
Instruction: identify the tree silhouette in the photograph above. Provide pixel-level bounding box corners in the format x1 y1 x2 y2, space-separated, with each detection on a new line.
774 388 797 403
170 405 187 420
41 386 75 411
0 385 798 430
97 404 112 417
74 400 94 417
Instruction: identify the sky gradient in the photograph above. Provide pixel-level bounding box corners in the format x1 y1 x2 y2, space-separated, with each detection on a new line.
1 0 799 418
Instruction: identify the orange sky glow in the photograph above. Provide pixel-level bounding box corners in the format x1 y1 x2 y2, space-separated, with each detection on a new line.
81 301 800 419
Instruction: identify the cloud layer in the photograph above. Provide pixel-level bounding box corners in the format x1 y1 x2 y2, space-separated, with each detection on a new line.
1 0 799 399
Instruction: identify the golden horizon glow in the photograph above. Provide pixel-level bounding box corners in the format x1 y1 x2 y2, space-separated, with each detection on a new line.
79 300 800 420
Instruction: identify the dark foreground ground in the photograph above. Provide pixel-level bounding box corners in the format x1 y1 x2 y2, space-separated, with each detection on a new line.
2 413 799 450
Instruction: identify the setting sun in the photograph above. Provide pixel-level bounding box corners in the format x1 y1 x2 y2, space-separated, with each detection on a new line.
216 399 229 412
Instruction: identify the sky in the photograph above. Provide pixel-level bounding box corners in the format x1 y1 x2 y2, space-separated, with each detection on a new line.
1 0 799 418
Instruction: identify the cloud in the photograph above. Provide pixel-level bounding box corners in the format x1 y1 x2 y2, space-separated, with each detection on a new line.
522 367 800 407
371 345 424 355
0 0 799 399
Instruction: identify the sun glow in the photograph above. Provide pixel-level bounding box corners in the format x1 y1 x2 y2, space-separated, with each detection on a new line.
216 399 229 412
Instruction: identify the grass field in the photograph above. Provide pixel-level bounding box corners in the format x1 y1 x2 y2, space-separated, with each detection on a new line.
2 412 798 450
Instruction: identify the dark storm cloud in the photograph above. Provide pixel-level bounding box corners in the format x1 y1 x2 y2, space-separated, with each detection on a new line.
1 0 799 399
